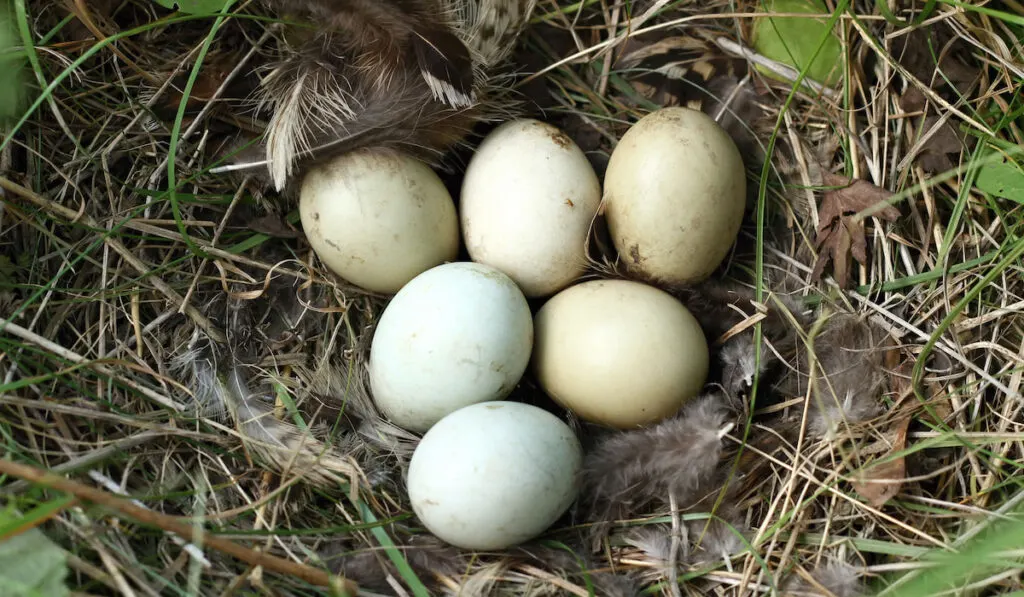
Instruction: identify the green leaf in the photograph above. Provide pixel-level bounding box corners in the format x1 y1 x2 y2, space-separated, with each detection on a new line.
0 3 29 126
0 504 71 597
750 0 845 87
976 155 1024 203
149 0 233 15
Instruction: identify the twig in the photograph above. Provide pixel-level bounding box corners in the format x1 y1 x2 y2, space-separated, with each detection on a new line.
0 175 227 343
0 458 359 595
68 0 160 84
87 470 212 568
0 316 185 411
2 430 183 494
667 492 683 597
714 36 839 99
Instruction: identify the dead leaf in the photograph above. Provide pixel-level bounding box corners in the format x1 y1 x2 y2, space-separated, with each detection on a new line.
561 114 603 155
899 87 927 113
890 27 976 98
883 345 902 377
811 174 901 287
817 174 901 225
915 116 971 174
248 213 300 238
890 26 978 173
811 217 852 287
852 415 910 507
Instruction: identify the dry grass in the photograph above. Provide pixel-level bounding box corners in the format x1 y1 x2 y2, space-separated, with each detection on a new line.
1 0 1023 596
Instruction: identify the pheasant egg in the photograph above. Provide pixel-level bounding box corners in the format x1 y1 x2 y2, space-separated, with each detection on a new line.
532 279 709 429
407 401 582 550
602 107 746 284
299 149 459 294
460 119 601 298
368 262 533 434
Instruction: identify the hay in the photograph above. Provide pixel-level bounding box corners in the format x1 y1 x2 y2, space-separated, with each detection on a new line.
2 0 1023 595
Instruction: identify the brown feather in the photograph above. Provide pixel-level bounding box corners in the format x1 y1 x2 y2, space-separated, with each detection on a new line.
167 254 403 491
323 533 467 593
783 559 865 597
776 312 891 436
578 393 738 543
249 0 537 190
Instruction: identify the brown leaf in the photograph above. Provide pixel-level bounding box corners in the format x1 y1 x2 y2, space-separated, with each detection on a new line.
846 216 867 265
900 87 927 112
817 174 901 229
811 175 901 287
248 214 300 238
890 27 976 97
888 357 914 401
852 416 910 508
916 116 971 174
812 219 853 287
925 381 953 424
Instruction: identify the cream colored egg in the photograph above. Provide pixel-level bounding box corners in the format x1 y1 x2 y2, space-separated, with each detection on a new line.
460 119 601 298
407 401 582 550
532 279 709 429
368 262 533 434
602 107 746 284
299 149 459 294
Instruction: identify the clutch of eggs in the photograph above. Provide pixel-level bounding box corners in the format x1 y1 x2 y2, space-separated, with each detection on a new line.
291 108 748 550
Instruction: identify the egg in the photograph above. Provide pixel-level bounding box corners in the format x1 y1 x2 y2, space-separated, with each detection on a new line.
532 279 709 429
602 107 747 284
407 401 582 550
298 149 459 294
460 119 602 298
368 262 533 433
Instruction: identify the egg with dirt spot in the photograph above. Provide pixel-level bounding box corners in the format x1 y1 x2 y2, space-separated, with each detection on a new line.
459 119 602 298
407 401 582 550
602 107 747 284
299 148 459 294
368 262 533 434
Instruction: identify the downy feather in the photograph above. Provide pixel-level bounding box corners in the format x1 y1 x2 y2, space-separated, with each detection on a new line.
252 0 537 190
783 559 865 597
579 393 737 535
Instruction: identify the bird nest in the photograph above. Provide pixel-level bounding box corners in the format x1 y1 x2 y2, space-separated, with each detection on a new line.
1 1 1023 596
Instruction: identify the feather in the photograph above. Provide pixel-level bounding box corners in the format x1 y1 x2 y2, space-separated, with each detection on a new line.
579 393 737 537
411 22 476 106
323 533 467 593
510 543 642 597
223 364 364 485
684 515 748 565
783 560 865 597
718 334 774 399
776 313 890 437
169 337 364 488
462 0 538 66
258 46 365 190
440 562 507 596
622 525 681 572
167 265 393 490
252 0 537 191
623 515 748 570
